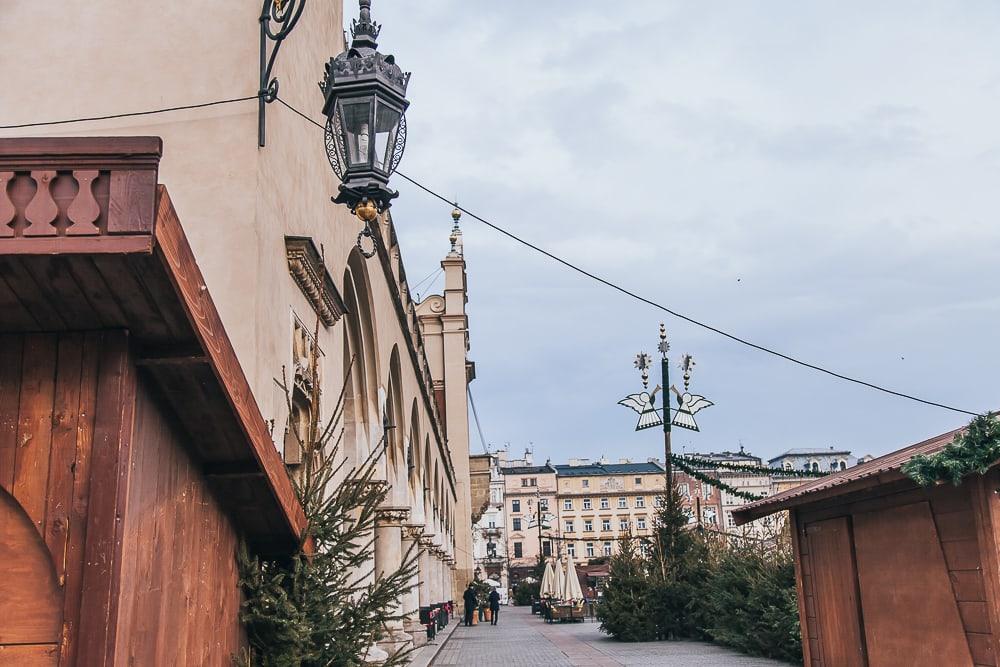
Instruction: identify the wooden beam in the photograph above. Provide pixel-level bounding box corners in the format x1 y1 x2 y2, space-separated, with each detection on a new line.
0 235 153 256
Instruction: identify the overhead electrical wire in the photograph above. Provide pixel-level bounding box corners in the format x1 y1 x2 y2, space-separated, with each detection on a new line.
0 95 258 130
1 94 982 418
468 386 490 455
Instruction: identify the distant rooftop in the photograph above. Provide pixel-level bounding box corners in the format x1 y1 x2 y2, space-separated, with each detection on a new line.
554 461 664 476
499 464 556 475
770 448 852 461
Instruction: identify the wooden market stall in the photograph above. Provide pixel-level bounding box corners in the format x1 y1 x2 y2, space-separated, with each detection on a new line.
734 425 1000 667
0 138 306 665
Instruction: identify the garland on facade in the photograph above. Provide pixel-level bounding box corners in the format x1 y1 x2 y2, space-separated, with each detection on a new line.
902 414 1000 487
675 454 829 478
670 455 764 502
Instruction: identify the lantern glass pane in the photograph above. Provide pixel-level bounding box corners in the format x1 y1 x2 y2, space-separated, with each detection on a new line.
373 100 401 171
339 100 373 167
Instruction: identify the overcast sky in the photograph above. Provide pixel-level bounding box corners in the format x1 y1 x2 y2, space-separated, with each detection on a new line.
367 1 1000 464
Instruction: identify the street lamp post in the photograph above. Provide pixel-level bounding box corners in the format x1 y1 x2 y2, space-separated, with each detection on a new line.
619 323 714 530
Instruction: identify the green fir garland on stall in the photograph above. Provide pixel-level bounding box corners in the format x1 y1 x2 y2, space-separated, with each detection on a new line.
903 414 1000 487
670 455 764 502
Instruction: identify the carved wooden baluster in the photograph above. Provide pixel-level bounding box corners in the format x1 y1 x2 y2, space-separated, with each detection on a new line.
67 170 101 236
23 170 59 236
0 172 14 237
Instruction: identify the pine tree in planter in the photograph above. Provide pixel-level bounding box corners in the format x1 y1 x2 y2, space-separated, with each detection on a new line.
597 534 657 641
238 345 418 666
645 485 711 641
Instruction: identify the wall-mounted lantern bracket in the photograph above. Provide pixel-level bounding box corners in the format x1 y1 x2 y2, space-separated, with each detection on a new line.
259 0 307 147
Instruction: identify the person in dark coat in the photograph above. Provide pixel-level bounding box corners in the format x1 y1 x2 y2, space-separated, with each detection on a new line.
463 583 477 626
488 588 501 626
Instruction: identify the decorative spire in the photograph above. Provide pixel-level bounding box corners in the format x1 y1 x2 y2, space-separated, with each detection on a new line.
350 0 381 51
449 205 464 255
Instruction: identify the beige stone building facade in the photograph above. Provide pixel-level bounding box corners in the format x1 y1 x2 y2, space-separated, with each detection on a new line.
0 0 475 654
499 451 558 583
554 460 665 560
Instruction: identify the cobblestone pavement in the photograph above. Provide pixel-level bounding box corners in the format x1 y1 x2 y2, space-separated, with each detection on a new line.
430 606 790 666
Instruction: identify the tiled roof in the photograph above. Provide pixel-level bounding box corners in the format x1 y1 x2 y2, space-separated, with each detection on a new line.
734 426 964 525
554 462 664 476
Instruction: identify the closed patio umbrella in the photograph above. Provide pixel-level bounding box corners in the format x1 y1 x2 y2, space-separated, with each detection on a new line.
539 559 555 598
553 557 565 600
562 552 584 601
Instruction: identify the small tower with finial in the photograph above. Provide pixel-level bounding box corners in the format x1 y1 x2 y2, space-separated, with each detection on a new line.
449 205 463 256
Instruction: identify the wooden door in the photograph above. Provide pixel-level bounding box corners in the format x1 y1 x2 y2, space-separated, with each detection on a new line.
853 502 973 666
0 490 61 666
806 516 866 666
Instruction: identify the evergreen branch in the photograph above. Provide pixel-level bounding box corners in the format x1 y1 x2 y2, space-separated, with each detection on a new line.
902 414 1000 487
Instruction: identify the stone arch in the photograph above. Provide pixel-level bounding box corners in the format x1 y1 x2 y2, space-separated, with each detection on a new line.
342 250 380 469
385 346 407 505
407 399 421 515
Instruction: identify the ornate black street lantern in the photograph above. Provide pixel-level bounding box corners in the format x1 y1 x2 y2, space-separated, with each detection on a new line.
320 0 410 223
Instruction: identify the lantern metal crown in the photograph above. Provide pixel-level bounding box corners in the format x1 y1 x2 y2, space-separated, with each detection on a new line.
320 0 410 217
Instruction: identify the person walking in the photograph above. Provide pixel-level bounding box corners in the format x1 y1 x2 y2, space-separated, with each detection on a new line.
463 583 477 627
488 587 501 626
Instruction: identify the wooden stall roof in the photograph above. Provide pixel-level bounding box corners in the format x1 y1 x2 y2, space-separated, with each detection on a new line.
0 137 306 554
733 426 967 525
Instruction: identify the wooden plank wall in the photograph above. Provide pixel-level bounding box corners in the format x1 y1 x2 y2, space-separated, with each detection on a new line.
0 332 105 665
794 480 998 667
112 375 244 665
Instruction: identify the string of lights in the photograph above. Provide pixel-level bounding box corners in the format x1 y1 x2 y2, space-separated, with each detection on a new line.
0 94 982 418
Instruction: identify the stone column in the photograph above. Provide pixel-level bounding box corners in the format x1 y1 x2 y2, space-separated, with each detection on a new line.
418 532 435 611
401 524 425 644
374 507 412 653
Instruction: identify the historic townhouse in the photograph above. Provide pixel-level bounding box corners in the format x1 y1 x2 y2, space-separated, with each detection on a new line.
0 1 475 661
555 459 665 559
500 450 558 584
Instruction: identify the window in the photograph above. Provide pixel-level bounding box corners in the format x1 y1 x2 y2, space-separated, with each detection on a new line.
726 513 736 528
586 542 595 557
567 542 576 556
637 517 647 530
565 520 575 533
601 519 611 532
619 519 629 531
584 519 593 532
512 499 520 513
810 461 820 472
521 477 538 487
512 518 522 531
701 483 713 498
635 496 645 508
488 520 495 528
582 498 592 510
582 479 589 488
618 497 628 509
513 542 523 558
600 498 610 509
839 460 847 471
678 483 690 497
829 460 838 471
487 542 497 557
542 540 551 557
563 499 573 511
635 477 642 485
539 498 548 511
782 460 793 470
654 495 664 508
703 508 718 525
603 542 612 556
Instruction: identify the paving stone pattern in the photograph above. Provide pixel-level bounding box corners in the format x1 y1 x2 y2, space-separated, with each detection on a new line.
430 606 790 666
